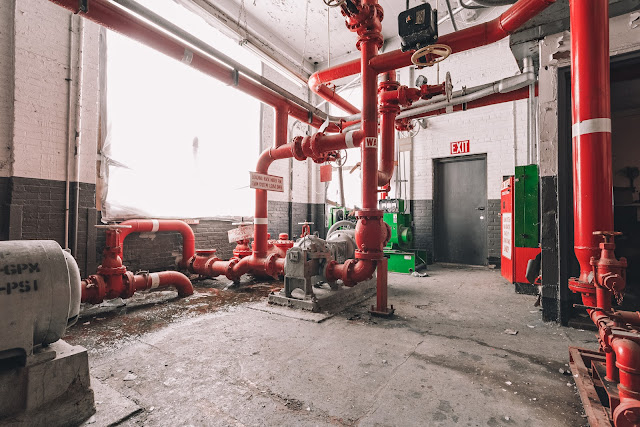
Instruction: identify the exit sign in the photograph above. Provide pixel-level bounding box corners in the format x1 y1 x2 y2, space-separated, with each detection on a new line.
450 140 470 155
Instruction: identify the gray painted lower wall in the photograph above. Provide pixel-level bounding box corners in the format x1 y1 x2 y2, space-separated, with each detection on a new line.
0 176 96 277
268 201 326 240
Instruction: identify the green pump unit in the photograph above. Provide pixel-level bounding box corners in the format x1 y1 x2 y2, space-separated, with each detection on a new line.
379 199 427 273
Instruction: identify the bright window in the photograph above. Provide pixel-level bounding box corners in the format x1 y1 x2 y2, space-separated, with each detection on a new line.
103 1 261 219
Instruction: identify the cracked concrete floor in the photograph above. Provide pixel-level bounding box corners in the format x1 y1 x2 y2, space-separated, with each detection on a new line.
66 265 597 426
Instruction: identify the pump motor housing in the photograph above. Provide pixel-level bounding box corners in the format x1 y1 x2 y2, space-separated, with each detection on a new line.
398 3 438 52
0 240 82 364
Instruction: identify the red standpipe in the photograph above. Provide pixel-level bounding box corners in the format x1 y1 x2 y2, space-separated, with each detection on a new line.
568 1 640 424
48 0 341 133
188 109 296 281
117 219 195 269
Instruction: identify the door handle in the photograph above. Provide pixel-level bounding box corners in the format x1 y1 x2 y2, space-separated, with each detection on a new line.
476 207 485 211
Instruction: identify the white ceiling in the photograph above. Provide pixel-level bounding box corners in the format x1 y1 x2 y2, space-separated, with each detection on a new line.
182 0 509 75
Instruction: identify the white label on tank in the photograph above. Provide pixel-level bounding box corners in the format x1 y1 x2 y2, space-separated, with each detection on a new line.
502 213 512 260
404 255 412 260
151 220 160 232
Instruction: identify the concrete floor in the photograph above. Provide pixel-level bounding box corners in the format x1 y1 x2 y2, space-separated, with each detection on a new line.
66 265 597 427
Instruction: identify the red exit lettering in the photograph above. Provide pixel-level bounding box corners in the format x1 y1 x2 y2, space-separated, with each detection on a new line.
450 140 470 155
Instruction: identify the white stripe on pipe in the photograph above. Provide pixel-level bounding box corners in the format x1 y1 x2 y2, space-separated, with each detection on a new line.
151 219 160 232
182 49 193 64
254 218 268 225
572 118 611 138
150 273 161 289
345 130 355 148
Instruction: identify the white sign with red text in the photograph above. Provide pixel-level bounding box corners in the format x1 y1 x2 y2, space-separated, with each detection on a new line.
450 140 470 155
250 172 284 192
228 225 254 243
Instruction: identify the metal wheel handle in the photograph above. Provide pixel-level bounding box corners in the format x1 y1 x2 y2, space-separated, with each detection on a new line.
411 44 452 68
323 0 346 6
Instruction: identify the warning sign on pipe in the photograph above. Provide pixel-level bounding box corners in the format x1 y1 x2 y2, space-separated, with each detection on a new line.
364 137 378 149
250 172 284 192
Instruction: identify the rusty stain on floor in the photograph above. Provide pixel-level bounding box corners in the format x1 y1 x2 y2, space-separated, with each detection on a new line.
65 277 282 354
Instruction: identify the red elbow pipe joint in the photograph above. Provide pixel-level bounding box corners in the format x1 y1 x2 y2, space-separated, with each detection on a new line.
354 210 390 260
612 339 640 426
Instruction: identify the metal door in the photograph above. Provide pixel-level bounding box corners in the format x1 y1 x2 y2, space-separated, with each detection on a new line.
434 155 488 265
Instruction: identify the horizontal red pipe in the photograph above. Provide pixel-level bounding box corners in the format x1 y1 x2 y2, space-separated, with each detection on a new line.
370 0 555 72
400 85 537 120
130 271 194 297
309 0 554 89
48 0 341 132
119 219 195 269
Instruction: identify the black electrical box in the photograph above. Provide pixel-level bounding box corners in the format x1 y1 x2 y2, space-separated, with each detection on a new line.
398 4 438 52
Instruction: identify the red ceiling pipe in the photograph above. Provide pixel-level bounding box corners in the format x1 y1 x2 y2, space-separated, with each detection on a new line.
308 60 361 114
309 0 554 92
117 219 195 269
48 0 342 133
370 0 556 73
567 0 614 307
313 82 361 115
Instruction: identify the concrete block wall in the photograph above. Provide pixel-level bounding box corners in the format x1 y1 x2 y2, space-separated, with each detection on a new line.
96 219 238 274
405 39 529 265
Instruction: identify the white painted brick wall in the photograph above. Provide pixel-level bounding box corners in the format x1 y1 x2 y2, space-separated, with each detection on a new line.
409 39 530 200
0 1 15 177
9 0 99 184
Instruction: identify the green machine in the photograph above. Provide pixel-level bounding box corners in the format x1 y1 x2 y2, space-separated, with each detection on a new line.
328 207 350 229
379 199 428 273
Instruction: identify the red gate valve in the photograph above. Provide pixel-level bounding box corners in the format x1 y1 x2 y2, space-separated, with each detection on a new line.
590 231 628 304
299 221 314 238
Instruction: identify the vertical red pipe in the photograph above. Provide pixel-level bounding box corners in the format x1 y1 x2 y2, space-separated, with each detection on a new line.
569 0 613 304
254 111 289 257
361 41 380 210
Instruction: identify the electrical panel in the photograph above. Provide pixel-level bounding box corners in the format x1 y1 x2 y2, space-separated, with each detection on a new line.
379 198 404 213
398 4 438 52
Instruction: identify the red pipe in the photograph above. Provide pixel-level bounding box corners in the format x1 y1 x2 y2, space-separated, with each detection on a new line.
371 0 556 73
399 85 537 121
309 0 555 93
313 81 361 115
81 270 193 304
569 0 614 295
117 219 195 269
48 0 341 133
308 60 362 114
129 270 194 297
377 110 396 187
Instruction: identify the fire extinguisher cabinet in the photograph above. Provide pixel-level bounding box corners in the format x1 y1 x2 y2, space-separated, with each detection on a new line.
501 165 541 294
